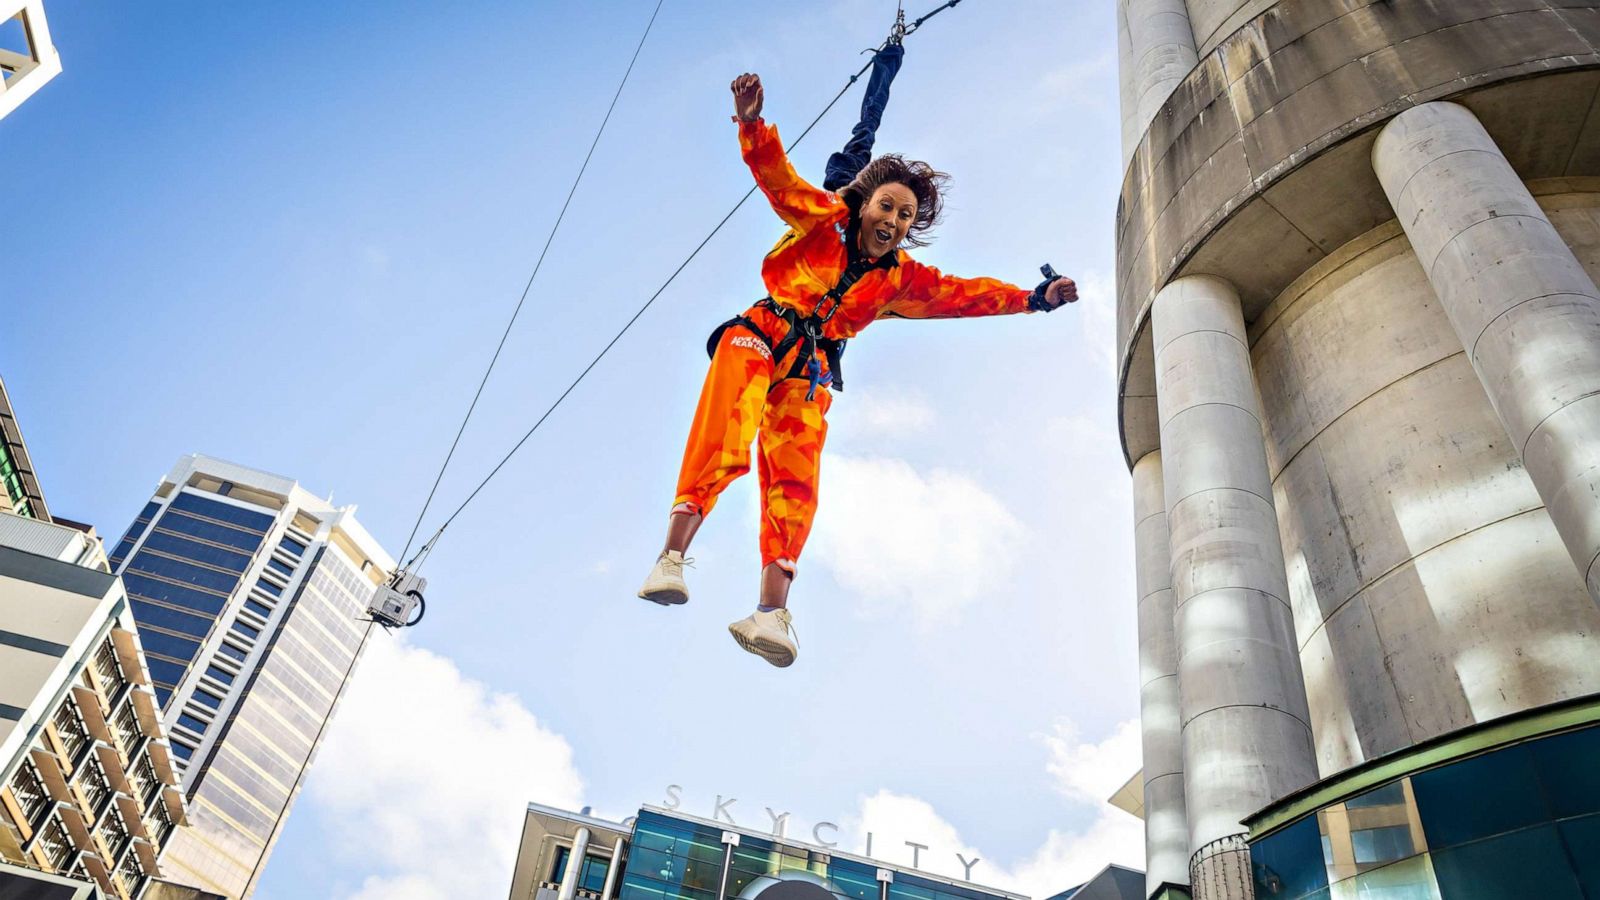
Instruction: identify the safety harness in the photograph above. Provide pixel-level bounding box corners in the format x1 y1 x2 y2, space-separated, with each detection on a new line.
707 218 898 400
708 223 1067 401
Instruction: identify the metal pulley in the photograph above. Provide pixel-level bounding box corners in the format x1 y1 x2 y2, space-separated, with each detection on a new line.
367 568 427 629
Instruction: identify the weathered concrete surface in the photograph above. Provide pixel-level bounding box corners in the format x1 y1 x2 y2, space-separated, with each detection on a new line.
1247 212 1600 775
1153 275 1317 862
1116 0 1600 466
1376 101 1600 604
1133 451 1189 897
1187 0 1274 57
1121 0 1200 167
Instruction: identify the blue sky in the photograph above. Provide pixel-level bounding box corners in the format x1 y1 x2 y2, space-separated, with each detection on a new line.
5 2 1137 897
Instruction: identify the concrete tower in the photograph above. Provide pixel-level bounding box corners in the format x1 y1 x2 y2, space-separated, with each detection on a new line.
109 455 395 898
1117 3 1600 899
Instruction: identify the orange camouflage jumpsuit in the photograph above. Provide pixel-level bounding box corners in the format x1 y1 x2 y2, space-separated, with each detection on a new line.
672 117 1037 575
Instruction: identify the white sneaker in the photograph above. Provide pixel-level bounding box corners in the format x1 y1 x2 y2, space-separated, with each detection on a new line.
728 608 798 667
637 551 691 606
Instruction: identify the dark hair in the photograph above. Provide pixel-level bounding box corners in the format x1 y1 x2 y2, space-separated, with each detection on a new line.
838 154 950 248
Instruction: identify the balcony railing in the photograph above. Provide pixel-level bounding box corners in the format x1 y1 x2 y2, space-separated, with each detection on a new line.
8 762 51 829
51 701 89 762
92 640 126 698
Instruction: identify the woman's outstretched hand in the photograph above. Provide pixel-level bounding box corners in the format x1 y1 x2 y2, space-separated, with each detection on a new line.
1046 276 1079 308
731 73 764 122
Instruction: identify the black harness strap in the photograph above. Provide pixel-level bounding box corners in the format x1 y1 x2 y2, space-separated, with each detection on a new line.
706 216 896 395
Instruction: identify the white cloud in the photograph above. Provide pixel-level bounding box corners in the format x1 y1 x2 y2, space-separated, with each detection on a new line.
841 389 937 436
836 719 1145 898
305 636 585 900
1075 269 1119 379
809 455 1024 623
1043 718 1141 803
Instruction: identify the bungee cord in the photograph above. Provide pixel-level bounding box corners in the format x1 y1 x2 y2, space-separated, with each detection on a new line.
393 0 667 570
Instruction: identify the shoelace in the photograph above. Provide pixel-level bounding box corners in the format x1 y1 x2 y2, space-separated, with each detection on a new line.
660 553 695 572
774 608 799 646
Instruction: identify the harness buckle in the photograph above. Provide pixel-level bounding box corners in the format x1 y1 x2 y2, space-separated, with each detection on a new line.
811 292 843 325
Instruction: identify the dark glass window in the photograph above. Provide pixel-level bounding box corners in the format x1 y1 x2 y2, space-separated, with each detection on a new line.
888 881 936 900
1344 781 1406 809
171 741 194 761
157 510 265 551
110 536 139 565
232 619 261 640
1431 824 1585 899
204 665 235 686
108 503 158 562
176 713 208 734
553 849 612 893
1413 742 1546 849
131 599 215 639
192 690 223 710
1350 825 1412 865
217 641 247 662
169 491 274 531
267 557 295 577
155 686 173 707
138 630 201 663
1532 727 1600 820
1561 815 1600 892
256 579 283 598
622 812 729 900
244 599 272 618
1251 813 1329 899
122 573 226 615
279 535 307 556
127 552 241 594
146 657 187 687
827 859 879 900
140 530 252 571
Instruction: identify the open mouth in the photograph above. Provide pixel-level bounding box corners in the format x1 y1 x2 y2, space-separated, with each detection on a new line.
874 227 893 244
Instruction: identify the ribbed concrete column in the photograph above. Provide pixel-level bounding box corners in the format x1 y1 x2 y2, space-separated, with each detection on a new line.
1119 0 1199 164
557 826 592 900
1153 275 1318 900
1374 101 1600 606
1133 450 1189 898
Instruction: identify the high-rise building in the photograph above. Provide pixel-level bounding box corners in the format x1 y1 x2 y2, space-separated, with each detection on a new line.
109 455 395 898
0 376 51 521
0 508 188 897
0 0 61 122
1115 3 1600 899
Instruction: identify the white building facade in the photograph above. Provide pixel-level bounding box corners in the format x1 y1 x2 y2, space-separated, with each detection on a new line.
108 455 394 898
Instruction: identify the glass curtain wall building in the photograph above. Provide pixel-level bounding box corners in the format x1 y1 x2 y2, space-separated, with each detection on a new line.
1248 709 1600 899
107 455 394 898
509 804 1030 900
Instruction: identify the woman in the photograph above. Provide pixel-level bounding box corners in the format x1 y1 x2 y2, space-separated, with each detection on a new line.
638 72 1078 667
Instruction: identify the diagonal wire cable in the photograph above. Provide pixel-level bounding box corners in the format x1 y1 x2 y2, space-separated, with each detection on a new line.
394 0 667 568
407 0 970 569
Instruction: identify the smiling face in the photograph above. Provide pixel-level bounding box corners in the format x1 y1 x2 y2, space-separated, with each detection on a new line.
857 182 918 258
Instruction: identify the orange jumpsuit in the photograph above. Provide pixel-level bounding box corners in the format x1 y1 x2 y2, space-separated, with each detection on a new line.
673 117 1036 574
